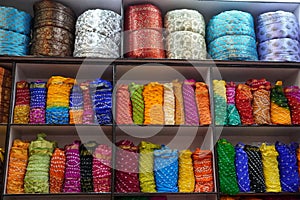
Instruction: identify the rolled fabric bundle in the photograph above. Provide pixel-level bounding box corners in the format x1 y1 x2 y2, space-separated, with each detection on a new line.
138 141 161 193
24 133 56 193
270 81 291 125
206 10 255 44
80 141 97 192
246 79 271 124
195 82 211 125
172 80 185 125
89 78 113 125
166 31 206 60
164 9 205 36
213 80 227 125
236 84 254 125
244 145 266 193
178 150 195 192
259 143 281 192
129 82 144 125
116 84 133 125
30 39 73 57
275 142 299 192
226 82 241 126
63 141 81 193
93 144 112 193
284 86 300 125
257 11 299 43
49 148 66 193
183 79 199 125
29 80 47 124
235 143 250 192
217 139 239 195
69 85 83 124
80 81 94 124
6 139 30 194
115 140 140 193
32 26 74 45
154 145 179 192
258 38 300 62
13 81 30 124
143 82 164 125
163 83 175 125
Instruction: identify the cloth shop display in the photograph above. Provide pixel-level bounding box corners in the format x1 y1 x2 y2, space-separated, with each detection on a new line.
29 80 47 124
69 85 84 124
13 81 30 124
226 82 241 125
0 67 11 123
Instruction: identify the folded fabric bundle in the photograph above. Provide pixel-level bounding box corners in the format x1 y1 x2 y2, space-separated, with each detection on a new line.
172 80 185 125
69 85 83 124
129 82 144 125
183 79 199 125
195 82 211 125
213 80 227 125
236 84 254 125
235 143 250 192
116 84 133 125
49 148 66 193
29 80 47 124
163 83 175 125
284 86 300 125
13 81 30 124
178 150 195 192
80 81 94 124
226 82 241 125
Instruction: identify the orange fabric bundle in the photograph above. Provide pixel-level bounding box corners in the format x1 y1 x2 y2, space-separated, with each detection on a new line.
69 110 83 124
192 148 214 192
195 82 211 125
49 148 66 193
172 80 185 125
6 139 30 194
143 82 164 124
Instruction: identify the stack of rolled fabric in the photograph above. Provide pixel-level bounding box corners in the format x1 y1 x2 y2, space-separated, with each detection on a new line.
178 150 195 192
284 86 300 125
46 76 75 124
13 81 30 124
93 144 112 192
24 133 56 193
236 84 254 125
165 9 206 60
29 80 47 124
49 148 66 193
0 67 12 123
129 83 144 125
116 84 133 125
31 0 75 56
195 82 212 125
6 139 30 194
207 10 258 61
74 9 121 58
213 80 227 125
226 82 241 126
0 6 31 56
125 4 165 58
80 81 94 124
89 79 113 125
69 85 84 124
257 11 300 62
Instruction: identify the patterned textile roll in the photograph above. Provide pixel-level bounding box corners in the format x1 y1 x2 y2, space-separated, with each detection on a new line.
284 86 300 125
259 143 281 192
80 81 94 124
164 9 205 36
270 81 291 125
235 143 250 192
244 145 266 193
63 141 81 193
49 148 66 193
213 80 227 125
217 139 239 195
154 145 179 192
275 142 299 192
13 81 30 124
178 150 195 192
116 84 133 125
115 140 140 193
29 80 47 124
139 141 161 193
192 148 214 192
24 133 56 193
182 79 199 125
166 31 206 60
172 80 185 125
163 83 175 125
93 144 112 193
195 82 211 125
6 139 30 194
69 85 83 124
143 82 164 125
226 82 241 125
129 83 144 124
236 84 254 125
246 79 271 124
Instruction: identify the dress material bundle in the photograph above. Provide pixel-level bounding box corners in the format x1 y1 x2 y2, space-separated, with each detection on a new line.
125 4 165 58
195 82 211 125
129 83 145 125
74 9 121 58
0 67 11 123
213 80 227 125
173 80 185 125
0 6 31 56
235 143 250 192
13 81 30 124
69 85 84 124
116 84 133 125
49 148 66 193
226 82 241 125
257 11 300 62
29 80 47 124
182 79 199 125
284 86 300 124
31 0 75 56
236 84 254 125
80 81 94 124
163 83 175 125
178 150 195 192
207 10 258 61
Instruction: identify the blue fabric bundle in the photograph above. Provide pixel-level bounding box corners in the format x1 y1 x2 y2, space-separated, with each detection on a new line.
235 143 251 192
154 145 178 192
69 85 84 110
46 107 69 124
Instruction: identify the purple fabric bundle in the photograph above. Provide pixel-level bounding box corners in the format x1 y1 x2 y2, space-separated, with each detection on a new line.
182 79 199 125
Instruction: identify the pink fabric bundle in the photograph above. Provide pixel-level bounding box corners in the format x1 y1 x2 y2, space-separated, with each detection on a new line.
116 84 133 124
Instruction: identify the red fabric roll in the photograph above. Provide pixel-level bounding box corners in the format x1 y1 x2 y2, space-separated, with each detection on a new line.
236 84 254 125
116 84 133 125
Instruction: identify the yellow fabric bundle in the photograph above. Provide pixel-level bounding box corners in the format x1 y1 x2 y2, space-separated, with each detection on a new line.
172 80 185 125
163 83 175 125
143 82 164 124
13 105 30 124
178 149 195 192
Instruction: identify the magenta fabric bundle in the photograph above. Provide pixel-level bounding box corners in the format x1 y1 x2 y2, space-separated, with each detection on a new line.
182 79 199 125
284 86 300 125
